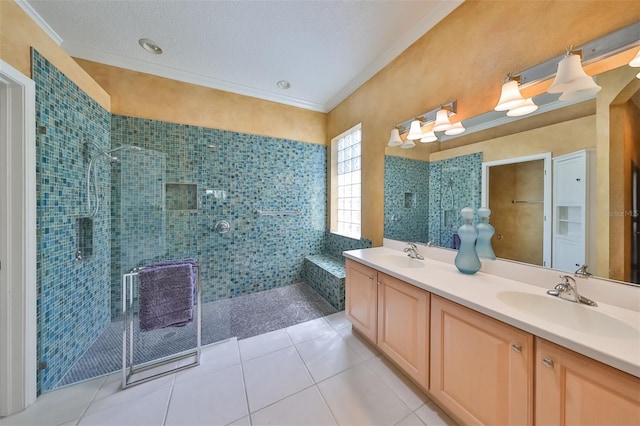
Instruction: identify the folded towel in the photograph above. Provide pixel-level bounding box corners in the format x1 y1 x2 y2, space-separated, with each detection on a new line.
145 258 197 267
138 263 195 332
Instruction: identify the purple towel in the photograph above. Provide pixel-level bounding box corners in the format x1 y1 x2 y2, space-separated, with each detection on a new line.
138 263 195 332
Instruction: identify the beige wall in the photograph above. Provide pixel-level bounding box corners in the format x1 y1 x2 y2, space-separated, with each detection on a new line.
0 0 110 109
490 161 544 266
430 115 596 163
328 0 639 245
76 60 327 145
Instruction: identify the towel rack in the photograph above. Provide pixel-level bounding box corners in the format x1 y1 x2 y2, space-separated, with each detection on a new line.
512 200 544 204
122 264 201 389
255 209 302 216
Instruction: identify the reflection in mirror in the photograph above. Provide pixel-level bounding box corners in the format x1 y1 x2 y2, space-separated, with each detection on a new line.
383 64 640 285
482 153 551 268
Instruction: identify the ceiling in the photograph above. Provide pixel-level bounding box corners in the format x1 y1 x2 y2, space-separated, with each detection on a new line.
20 0 463 112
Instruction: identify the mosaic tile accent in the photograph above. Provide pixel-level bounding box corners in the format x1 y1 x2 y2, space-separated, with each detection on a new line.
33 50 112 393
302 232 371 310
383 156 430 243
110 115 327 317
323 231 372 259
428 152 483 249
303 255 346 310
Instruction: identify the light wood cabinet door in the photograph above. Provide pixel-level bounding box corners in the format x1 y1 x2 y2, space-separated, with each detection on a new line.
345 259 378 343
377 273 429 388
430 295 533 425
535 338 640 426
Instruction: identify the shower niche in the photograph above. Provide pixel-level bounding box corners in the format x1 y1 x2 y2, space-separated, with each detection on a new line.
166 183 198 210
76 217 93 260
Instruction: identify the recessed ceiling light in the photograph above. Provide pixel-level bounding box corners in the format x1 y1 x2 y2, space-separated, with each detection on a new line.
138 38 163 55
276 80 291 90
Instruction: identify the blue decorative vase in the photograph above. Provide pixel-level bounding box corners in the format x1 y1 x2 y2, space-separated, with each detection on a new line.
454 207 481 275
475 207 497 260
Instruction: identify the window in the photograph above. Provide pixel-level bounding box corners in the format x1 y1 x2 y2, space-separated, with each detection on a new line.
331 123 361 239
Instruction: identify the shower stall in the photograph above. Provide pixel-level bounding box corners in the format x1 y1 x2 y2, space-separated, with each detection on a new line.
34 50 339 393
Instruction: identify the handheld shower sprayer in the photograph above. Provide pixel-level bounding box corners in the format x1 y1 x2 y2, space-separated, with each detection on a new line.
86 145 142 218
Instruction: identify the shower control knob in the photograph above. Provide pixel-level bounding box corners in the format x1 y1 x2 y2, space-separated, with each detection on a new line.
214 220 231 234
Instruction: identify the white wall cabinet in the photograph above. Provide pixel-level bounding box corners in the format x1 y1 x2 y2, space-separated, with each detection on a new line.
552 149 596 273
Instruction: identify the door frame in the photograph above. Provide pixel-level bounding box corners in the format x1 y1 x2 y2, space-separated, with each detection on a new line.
0 59 37 416
481 152 552 268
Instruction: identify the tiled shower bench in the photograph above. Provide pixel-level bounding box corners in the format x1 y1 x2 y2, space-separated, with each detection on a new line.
302 253 346 311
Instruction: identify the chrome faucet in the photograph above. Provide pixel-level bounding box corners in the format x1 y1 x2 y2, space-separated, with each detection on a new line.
547 275 598 307
574 264 593 279
425 239 436 247
404 242 424 260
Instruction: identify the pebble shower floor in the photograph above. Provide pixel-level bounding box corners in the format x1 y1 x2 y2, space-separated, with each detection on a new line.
55 283 336 389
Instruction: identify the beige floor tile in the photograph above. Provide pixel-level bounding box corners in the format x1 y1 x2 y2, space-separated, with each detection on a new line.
318 363 412 426
242 346 313 412
251 386 336 426
165 364 248 426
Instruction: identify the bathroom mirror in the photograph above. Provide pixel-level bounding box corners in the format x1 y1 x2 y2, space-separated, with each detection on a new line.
383 64 640 285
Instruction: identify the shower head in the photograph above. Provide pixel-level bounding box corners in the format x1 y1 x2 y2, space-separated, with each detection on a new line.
103 145 142 163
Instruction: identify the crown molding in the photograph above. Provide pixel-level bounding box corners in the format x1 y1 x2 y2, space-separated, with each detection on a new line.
64 42 328 113
16 0 63 46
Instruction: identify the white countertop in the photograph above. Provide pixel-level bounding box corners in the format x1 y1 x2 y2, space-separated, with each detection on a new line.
343 246 640 378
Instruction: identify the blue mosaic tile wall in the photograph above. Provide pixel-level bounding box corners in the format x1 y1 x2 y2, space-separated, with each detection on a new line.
110 115 327 316
33 50 112 393
428 153 483 248
324 231 372 259
383 156 430 243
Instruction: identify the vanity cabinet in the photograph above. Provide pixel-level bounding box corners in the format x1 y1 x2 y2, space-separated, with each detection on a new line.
535 338 640 425
345 259 378 343
552 149 595 273
377 272 429 388
430 295 534 426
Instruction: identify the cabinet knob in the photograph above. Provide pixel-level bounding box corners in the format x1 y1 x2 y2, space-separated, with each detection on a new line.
542 358 554 368
368 276 374 280
576 178 581 182
511 344 522 353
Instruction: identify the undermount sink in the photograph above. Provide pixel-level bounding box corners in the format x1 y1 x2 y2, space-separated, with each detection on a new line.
497 291 639 339
373 254 424 269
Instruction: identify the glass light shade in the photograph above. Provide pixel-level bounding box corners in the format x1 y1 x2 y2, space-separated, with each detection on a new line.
494 80 526 111
400 139 416 149
420 123 437 143
558 84 601 101
507 98 538 116
387 128 403 147
548 54 601 94
444 121 465 136
432 109 452 132
406 120 423 140
629 49 640 67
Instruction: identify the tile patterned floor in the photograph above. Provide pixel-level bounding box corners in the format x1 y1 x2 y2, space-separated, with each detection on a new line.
56 283 337 388
3 312 457 426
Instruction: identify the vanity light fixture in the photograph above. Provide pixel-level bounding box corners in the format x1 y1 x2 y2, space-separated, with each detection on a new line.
444 121 466 136
407 119 424 140
506 97 539 117
387 128 403 147
494 74 539 117
387 101 461 149
420 123 438 143
400 138 416 149
547 47 601 100
494 75 526 111
432 107 453 132
629 48 640 79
